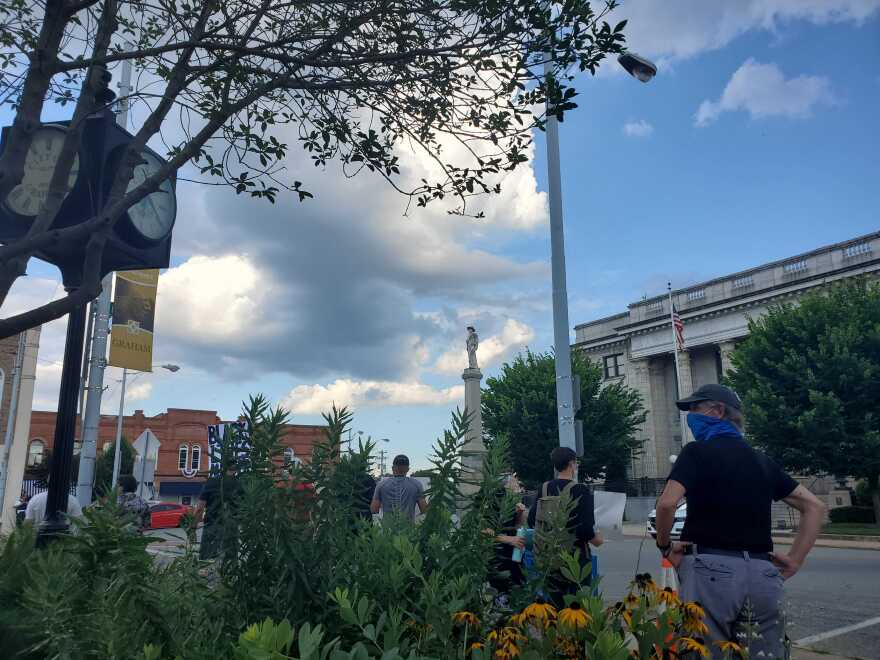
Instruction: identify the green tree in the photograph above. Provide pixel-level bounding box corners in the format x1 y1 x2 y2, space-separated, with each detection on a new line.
0 0 628 337
482 350 646 488
727 279 880 526
94 437 135 498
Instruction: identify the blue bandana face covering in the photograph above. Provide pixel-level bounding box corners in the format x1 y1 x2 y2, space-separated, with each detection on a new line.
686 413 743 442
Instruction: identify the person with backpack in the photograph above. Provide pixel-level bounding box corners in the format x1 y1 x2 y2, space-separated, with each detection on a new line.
527 447 603 606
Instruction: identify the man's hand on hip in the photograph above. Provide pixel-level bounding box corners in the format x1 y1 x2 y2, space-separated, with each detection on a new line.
664 542 689 568
770 552 801 579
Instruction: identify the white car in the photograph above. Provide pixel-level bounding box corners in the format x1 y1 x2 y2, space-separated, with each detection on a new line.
646 503 687 539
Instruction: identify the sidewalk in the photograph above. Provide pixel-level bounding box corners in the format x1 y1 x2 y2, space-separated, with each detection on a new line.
620 524 880 551
792 647 862 660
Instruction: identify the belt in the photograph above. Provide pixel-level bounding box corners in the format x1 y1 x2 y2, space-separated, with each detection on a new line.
682 545 773 562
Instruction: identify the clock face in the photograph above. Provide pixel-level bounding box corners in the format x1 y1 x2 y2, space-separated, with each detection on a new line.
125 150 176 241
4 125 80 217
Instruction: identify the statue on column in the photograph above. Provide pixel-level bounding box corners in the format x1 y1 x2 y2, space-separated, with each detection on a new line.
466 326 479 369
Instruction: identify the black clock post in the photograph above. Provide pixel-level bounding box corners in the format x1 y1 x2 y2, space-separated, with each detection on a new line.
0 82 176 543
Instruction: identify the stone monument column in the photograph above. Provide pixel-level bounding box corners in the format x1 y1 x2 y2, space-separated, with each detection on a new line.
461 327 486 493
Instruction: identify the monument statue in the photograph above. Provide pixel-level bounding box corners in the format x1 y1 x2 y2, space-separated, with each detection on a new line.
466 326 479 369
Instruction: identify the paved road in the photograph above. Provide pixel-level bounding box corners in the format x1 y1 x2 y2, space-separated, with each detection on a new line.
595 533 880 659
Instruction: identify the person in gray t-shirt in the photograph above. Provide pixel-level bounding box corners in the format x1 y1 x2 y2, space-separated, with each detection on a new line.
370 454 427 521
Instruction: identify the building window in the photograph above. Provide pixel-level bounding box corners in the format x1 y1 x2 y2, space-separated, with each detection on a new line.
603 354 623 379
783 259 808 274
27 439 45 467
835 496 843 506
686 288 706 302
178 444 189 470
732 274 754 290
190 444 201 472
843 241 872 259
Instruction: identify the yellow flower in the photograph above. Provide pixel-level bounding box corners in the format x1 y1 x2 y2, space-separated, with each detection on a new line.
495 640 521 659
468 641 485 652
555 636 580 659
683 616 709 637
679 637 710 658
509 612 527 627
684 602 706 620
522 600 557 626
558 602 591 630
624 593 640 610
633 572 659 593
453 611 480 627
500 627 526 643
620 610 633 628
658 587 680 606
714 640 747 658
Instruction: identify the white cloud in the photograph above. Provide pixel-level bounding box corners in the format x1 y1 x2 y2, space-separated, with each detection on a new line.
125 381 153 402
610 1 880 63
282 379 464 414
695 59 835 126
623 120 654 137
433 318 535 375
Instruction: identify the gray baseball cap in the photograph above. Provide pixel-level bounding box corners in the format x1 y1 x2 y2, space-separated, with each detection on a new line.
676 384 742 411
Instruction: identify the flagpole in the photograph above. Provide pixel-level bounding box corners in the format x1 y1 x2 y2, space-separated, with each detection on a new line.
668 283 690 445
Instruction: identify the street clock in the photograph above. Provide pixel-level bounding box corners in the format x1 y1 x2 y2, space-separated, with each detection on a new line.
2 125 81 218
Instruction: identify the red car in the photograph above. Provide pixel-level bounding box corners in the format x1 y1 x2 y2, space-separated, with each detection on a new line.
148 503 191 529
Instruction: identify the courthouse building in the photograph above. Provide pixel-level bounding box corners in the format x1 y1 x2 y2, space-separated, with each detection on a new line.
573 231 879 482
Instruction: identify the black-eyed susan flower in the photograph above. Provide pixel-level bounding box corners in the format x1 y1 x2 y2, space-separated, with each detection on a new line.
522 600 557 627
558 601 591 630
453 611 480 627
633 573 659 593
496 640 521 659
625 593 641 609
683 601 706 620
659 587 680 606
509 612 527 627
714 640 746 657
679 637 710 658
468 641 484 652
683 616 709 637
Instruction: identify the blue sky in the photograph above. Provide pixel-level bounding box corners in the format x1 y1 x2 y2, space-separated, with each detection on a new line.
3 2 879 470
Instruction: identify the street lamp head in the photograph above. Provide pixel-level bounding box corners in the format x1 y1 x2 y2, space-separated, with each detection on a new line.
161 364 180 372
618 52 658 83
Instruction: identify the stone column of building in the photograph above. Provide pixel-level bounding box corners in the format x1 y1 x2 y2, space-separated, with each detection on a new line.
649 360 677 476
718 341 737 376
628 359 656 479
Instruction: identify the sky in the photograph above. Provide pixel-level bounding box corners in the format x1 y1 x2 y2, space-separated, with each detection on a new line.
2 1 879 470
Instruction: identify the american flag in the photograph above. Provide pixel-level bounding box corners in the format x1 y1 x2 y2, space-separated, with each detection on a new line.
672 305 685 352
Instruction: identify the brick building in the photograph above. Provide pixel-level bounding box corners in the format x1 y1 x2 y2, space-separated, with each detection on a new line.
27 408 327 504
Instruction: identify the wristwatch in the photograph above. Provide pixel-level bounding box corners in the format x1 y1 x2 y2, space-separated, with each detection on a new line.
656 541 672 558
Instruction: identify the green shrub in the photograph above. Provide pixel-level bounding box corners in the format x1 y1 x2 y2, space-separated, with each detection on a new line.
829 505 877 524
0 394 751 659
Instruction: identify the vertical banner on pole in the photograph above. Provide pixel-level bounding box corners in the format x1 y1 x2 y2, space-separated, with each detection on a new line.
108 270 159 372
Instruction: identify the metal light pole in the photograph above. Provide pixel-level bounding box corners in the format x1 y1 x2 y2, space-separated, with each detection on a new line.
110 363 179 493
544 51 657 472
77 49 134 507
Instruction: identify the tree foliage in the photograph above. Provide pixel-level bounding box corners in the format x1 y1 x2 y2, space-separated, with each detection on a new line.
93 435 134 497
482 350 646 487
726 279 880 523
0 0 628 337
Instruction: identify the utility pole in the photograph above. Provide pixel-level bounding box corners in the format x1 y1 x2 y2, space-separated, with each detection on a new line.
543 59 577 465
76 49 133 506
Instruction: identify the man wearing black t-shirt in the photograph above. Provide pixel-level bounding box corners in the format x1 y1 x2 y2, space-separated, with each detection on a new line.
655 384 825 659
528 447 603 606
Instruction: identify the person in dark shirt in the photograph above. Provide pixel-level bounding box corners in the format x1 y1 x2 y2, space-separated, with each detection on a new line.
656 384 825 659
196 474 243 560
528 447 603 605
487 474 527 598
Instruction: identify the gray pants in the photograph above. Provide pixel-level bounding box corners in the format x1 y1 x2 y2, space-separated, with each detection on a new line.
677 550 787 659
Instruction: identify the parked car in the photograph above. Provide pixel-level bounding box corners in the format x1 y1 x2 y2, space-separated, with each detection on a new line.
148 502 191 529
646 503 687 539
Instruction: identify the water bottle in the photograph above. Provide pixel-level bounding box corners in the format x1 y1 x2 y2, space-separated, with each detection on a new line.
511 527 527 563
